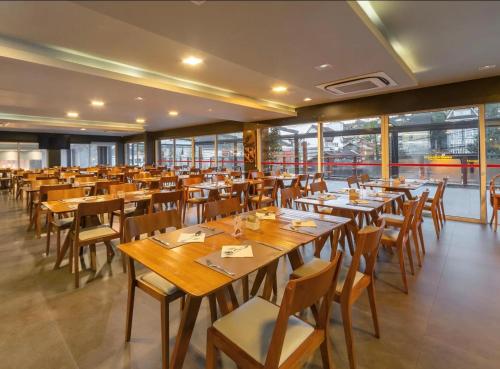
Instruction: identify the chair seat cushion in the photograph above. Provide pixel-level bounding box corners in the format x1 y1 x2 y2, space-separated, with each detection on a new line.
78 225 118 241
139 272 178 295
52 216 74 228
249 195 273 203
336 268 364 294
380 213 404 224
381 227 400 243
213 297 314 366
291 257 329 279
187 196 208 203
113 207 136 215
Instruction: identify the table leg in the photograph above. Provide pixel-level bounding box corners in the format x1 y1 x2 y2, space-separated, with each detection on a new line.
287 248 304 270
169 295 202 369
54 227 71 269
261 259 279 300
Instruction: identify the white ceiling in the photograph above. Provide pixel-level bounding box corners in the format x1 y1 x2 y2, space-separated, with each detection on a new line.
0 1 497 136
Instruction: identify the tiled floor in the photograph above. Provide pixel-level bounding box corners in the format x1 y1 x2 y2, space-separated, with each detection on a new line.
1 189 499 369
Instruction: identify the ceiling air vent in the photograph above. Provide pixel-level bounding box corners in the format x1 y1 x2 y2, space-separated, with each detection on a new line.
316 72 397 96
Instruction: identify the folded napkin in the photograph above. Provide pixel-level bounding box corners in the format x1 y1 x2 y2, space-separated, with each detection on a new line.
221 245 253 258
351 199 370 204
255 211 276 220
291 219 317 227
177 232 206 243
317 193 336 200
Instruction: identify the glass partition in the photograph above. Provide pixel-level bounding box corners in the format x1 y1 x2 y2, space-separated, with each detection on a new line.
70 143 91 167
0 142 47 169
389 107 479 219
217 133 243 170
158 139 175 168
194 135 216 169
322 117 381 190
175 138 192 168
90 142 116 166
0 142 19 168
485 103 500 219
261 123 318 174
126 142 145 166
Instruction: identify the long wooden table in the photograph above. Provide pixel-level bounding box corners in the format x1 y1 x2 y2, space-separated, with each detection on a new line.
119 206 350 369
362 179 428 200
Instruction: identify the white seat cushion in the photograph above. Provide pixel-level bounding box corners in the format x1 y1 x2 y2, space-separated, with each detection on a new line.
213 297 314 366
53 217 74 228
336 268 364 294
139 272 178 295
291 257 329 279
382 227 400 243
380 213 404 225
78 225 118 241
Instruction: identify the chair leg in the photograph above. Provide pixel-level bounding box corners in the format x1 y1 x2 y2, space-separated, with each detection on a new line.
367 282 380 338
440 200 446 222
45 222 52 256
494 207 498 232
74 244 80 288
341 301 356 369
208 294 218 323
160 298 169 369
125 283 135 342
431 209 440 239
397 246 408 294
319 334 334 369
206 329 217 369
405 239 415 275
418 225 426 255
242 276 249 302
411 226 422 267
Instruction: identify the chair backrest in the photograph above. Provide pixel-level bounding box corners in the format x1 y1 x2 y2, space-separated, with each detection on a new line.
214 174 226 182
311 172 324 183
93 180 122 195
414 190 430 223
250 171 264 179
160 175 179 190
347 175 360 189
39 184 72 201
281 187 301 209
203 198 242 222
258 178 277 200
76 198 124 217
47 187 86 201
441 177 449 197
229 181 249 207
75 176 97 183
182 176 202 187
124 209 182 242
309 180 328 194
30 178 59 188
340 222 385 299
490 174 500 205
297 174 309 190
230 171 242 179
398 200 417 244
359 174 370 183
431 181 445 206
109 183 137 194
264 251 343 368
149 190 183 213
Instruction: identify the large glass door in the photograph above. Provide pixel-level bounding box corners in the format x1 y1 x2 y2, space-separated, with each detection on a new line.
485 103 500 219
389 107 480 219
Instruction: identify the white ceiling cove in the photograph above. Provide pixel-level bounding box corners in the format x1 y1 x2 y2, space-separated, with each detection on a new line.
0 1 497 136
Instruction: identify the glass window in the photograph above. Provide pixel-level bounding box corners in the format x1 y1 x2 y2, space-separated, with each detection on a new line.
126 142 145 166
158 139 175 168
60 149 69 167
217 133 243 170
485 103 500 219
261 123 318 174
389 107 479 219
90 142 116 166
0 142 19 168
194 135 216 169
0 142 47 169
323 118 381 189
70 143 90 167
175 138 192 168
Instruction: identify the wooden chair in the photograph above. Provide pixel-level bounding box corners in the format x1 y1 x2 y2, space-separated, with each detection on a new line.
346 175 360 189
280 187 302 209
291 223 384 369
381 190 429 267
46 187 86 257
296 174 309 197
380 200 417 293
206 251 343 369
230 171 242 179
203 198 242 222
123 210 184 369
182 177 210 224
93 180 121 196
249 178 277 209
109 183 139 226
220 182 249 210
69 198 124 288
304 172 323 195
490 175 500 231
426 177 448 226
423 181 445 239
149 190 183 214
30 183 72 238
159 175 179 190
309 181 335 215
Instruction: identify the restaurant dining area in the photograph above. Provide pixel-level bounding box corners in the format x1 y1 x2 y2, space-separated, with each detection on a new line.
0 2 499 369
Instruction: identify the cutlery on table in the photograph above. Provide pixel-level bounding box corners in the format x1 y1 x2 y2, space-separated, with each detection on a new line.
205 260 235 276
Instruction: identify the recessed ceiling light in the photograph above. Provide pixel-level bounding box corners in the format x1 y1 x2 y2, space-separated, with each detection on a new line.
168 111 179 116
135 96 144 101
136 118 146 124
208 108 213 112
479 64 496 71
304 97 312 102
182 56 203 66
272 86 288 93
90 100 105 107
66 111 79 118
80 128 86 131
314 63 333 71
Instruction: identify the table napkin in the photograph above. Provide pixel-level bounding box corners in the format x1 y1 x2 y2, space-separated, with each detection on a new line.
221 245 254 258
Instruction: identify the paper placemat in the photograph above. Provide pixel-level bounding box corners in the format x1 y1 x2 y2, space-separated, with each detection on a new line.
150 224 224 249
280 220 334 236
195 241 284 279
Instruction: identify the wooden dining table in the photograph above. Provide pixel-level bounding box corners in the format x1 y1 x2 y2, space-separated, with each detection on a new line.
362 179 429 200
119 206 350 369
43 189 165 268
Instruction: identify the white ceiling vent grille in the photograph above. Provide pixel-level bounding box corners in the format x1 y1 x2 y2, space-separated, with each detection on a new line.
316 72 397 96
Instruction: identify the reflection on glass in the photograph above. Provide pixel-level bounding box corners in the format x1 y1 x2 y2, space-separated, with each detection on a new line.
217 133 243 170
261 123 318 174
127 142 145 166
389 107 479 219
90 142 116 166
0 142 47 169
323 118 381 188
70 143 90 167
158 139 174 167
485 103 500 218
175 138 192 168
194 135 215 169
